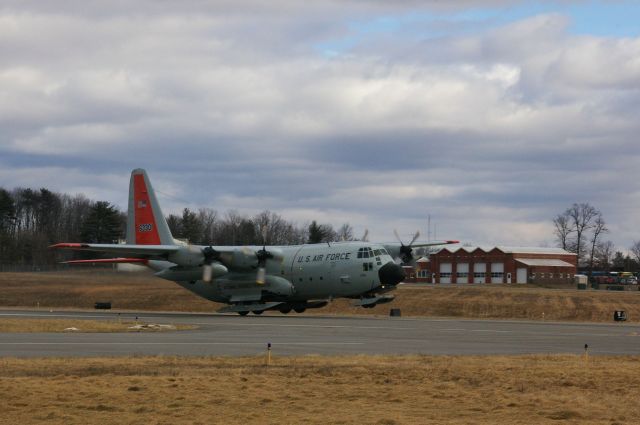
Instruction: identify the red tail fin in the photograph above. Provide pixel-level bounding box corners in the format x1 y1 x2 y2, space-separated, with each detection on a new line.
126 169 174 245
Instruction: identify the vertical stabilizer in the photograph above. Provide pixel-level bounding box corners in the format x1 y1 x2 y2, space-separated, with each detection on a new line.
126 169 174 245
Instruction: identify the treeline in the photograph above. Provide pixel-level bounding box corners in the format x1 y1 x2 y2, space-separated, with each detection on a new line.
0 186 356 269
553 202 640 273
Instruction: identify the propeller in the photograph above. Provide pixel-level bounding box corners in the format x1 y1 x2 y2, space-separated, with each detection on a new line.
202 245 221 283
394 229 420 265
255 226 271 285
361 229 369 242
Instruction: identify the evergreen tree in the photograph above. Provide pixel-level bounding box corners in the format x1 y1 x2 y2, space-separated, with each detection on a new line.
180 208 202 244
80 201 123 243
0 188 15 233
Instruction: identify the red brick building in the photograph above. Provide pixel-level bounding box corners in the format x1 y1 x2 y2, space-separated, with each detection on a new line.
413 246 576 284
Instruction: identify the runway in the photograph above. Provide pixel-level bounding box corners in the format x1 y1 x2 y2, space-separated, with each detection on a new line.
1 309 639 357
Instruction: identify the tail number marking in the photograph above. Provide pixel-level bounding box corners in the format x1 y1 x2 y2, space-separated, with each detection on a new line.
138 223 153 232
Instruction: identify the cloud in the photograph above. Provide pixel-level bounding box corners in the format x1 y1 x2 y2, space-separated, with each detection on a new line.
1 2 639 250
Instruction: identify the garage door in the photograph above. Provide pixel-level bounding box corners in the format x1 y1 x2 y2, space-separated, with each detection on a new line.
456 263 469 284
491 263 504 284
439 263 452 284
517 268 527 284
473 263 486 284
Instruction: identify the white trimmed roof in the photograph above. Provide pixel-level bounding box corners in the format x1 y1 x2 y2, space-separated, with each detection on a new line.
515 258 575 267
435 246 575 255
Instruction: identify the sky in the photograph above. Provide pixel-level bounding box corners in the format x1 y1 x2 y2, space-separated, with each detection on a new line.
1 0 639 249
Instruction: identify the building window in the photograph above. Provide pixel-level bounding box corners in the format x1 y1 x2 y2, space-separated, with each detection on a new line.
473 272 485 278
457 272 469 278
440 272 452 278
490 272 504 278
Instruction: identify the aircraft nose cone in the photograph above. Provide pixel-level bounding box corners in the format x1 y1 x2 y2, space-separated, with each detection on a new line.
378 262 405 286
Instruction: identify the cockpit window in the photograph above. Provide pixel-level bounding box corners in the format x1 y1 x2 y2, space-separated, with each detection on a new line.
373 249 381 256
357 247 376 258
380 248 388 256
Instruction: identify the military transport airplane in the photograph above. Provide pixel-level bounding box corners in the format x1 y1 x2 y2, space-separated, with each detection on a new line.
52 169 458 315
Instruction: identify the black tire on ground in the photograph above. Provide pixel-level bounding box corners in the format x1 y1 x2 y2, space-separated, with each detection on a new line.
294 307 306 313
252 310 263 315
279 307 292 314
238 311 249 316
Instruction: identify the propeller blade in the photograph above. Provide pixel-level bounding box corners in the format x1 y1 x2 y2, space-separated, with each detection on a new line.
256 267 266 285
362 229 369 242
203 264 213 283
202 245 223 283
409 230 421 247
393 229 402 244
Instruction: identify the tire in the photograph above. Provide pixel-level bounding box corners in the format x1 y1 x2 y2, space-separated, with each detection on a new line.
279 307 292 314
238 311 249 316
293 307 306 314
252 310 263 315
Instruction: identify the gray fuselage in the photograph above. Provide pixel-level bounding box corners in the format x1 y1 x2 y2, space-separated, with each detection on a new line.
149 241 396 304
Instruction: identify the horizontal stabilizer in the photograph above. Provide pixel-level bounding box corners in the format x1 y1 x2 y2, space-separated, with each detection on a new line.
50 243 179 257
217 302 284 314
62 258 149 265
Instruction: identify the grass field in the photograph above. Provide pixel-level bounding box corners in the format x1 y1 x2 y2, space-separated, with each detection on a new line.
0 318 193 333
1 270 640 322
1 354 639 424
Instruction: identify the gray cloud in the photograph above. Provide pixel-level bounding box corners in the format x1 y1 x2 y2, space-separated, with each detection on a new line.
1 2 639 250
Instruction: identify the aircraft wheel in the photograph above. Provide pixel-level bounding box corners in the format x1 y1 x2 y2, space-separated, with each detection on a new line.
252 310 263 315
238 311 249 316
279 307 292 314
293 307 306 313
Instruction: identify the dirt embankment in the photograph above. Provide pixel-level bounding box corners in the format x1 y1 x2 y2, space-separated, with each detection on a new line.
1 271 639 322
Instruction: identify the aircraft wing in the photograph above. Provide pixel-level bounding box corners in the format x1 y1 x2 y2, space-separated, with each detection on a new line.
50 243 180 259
409 240 459 248
383 240 459 262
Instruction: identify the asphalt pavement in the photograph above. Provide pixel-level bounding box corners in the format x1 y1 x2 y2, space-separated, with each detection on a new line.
0 309 639 357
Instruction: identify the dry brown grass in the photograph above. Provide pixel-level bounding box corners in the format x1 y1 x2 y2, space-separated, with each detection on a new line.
0 318 194 333
1 354 639 424
1 270 640 322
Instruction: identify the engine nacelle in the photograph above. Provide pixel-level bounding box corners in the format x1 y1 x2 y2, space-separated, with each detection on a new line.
155 262 228 282
263 275 295 296
167 246 204 267
228 247 284 270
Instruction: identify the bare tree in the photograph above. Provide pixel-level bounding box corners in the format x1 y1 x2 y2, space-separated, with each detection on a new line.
565 203 599 266
587 213 608 276
336 223 354 241
630 240 640 265
596 240 615 271
197 208 218 244
553 212 573 250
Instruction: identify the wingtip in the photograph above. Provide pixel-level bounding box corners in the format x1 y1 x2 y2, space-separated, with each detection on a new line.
446 240 460 244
